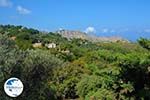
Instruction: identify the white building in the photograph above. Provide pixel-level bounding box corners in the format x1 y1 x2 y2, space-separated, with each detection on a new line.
45 43 56 49
32 43 42 48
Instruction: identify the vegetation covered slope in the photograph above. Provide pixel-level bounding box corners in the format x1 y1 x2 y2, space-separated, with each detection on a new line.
0 25 150 100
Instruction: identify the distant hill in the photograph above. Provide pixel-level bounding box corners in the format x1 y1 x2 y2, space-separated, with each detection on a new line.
0 25 128 43
56 29 129 42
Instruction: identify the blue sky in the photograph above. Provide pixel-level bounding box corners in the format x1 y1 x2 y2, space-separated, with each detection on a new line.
0 0 150 41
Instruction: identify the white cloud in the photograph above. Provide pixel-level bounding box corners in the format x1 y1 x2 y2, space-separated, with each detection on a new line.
17 6 31 15
85 27 96 34
0 0 12 7
101 28 109 33
59 28 64 31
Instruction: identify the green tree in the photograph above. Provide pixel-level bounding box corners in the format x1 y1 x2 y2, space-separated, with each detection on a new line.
21 49 63 100
138 38 150 50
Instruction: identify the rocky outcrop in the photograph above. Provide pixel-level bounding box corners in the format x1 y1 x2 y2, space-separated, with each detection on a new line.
56 29 128 42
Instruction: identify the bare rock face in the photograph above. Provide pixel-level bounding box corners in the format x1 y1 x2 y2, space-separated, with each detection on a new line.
56 29 87 39
56 29 129 43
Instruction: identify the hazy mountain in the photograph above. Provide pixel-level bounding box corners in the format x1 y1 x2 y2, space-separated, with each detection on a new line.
56 29 128 42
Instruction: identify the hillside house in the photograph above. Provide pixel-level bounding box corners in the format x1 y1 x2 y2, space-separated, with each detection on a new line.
45 43 56 49
32 43 42 48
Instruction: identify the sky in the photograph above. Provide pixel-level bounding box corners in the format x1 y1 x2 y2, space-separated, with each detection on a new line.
0 0 150 41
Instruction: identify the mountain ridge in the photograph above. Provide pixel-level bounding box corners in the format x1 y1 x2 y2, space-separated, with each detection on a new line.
56 29 129 42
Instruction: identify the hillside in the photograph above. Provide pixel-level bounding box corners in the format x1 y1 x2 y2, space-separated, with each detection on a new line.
0 25 150 100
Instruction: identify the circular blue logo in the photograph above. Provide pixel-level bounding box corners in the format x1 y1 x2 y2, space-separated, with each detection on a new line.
4 77 24 97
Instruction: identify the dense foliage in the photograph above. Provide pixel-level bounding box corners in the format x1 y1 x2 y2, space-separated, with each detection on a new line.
0 25 150 100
